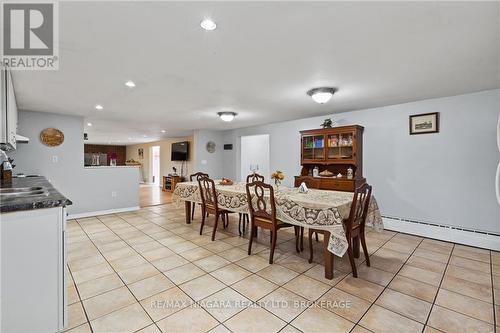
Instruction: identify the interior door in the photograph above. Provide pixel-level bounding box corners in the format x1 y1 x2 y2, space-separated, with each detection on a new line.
240 134 270 181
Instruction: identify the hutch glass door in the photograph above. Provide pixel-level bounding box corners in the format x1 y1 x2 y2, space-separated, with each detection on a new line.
303 135 325 160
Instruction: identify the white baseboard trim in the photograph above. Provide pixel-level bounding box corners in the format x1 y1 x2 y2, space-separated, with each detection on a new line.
383 217 500 251
68 206 140 219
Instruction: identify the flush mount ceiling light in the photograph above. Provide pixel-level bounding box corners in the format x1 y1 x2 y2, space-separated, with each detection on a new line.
217 111 237 122
125 80 135 88
95 104 103 110
307 87 337 104
87 122 93 127
200 19 217 31
161 130 166 133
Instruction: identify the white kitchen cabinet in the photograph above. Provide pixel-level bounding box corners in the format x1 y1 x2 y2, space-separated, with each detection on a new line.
1 207 67 333
0 69 18 150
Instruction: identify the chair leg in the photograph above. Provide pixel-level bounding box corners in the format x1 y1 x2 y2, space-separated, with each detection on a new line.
191 204 195 220
347 242 358 278
248 225 256 255
308 229 314 263
269 230 277 264
211 214 220 241
300 227 304 251
199 207 206 235
360 229 370 266
353 235 360 259
243 214 248 232
238 214 242 236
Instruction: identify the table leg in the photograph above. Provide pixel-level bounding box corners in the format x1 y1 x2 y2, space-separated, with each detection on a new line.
323 231 334 280
184 201 192 224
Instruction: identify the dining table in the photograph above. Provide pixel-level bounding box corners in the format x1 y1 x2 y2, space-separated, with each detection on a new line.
172 181 383 280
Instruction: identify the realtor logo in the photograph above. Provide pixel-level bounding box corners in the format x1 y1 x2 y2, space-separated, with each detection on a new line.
1 1 59 70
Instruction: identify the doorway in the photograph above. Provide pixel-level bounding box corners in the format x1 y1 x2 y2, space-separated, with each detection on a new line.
240 134 270 181
151 145 160 186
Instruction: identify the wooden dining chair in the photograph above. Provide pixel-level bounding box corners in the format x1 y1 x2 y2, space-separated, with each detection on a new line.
239 173 266 235
307 183 373 278
198 176 234 241
190 172 209 219
246 181 301 264
246 173 265 183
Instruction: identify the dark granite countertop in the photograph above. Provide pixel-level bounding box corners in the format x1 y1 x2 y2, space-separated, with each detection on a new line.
1 176 72 213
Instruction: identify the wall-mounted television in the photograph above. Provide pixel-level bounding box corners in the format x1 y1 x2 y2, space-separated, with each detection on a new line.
171 141 189 161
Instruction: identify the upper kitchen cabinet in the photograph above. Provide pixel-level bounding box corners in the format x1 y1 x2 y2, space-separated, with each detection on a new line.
0 69 16 150
0 69 28 151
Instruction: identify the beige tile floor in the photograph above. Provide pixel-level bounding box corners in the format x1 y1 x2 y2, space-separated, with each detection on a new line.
64 203 499 333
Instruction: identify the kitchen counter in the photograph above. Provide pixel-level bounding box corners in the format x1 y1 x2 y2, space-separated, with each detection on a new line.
0 176 72 213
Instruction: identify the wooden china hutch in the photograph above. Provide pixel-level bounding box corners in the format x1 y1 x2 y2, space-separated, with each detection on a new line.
294 125 365 192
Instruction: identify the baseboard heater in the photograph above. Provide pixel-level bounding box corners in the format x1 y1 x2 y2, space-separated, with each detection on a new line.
381 215 500 251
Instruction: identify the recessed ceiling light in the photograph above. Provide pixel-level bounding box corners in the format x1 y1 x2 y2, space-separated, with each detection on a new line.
95 104 103 110
161 130 166 133
87 122 93 127
217 111 237 122
200 19 217 31
125 80 135 88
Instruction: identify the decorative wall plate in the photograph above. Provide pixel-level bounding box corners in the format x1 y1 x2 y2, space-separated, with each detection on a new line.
206 141 216 153
40 128 64 147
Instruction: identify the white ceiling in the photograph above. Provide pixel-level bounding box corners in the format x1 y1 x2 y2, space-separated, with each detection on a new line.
11 1 500 144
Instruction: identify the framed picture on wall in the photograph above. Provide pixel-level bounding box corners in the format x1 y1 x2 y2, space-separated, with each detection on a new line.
138 148 144 159
409 112 439 135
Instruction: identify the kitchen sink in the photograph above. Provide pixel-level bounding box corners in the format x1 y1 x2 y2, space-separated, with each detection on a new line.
0 187 49 199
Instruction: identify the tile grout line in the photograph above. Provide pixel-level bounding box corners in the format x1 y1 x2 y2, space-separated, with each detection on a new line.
350 235 427 332
70 208 497 333
87 209 284 331
66 264 94 333
288 230 401 333
75 214 166 332
69 213 411 332
99 212 237 332
421 242 455 332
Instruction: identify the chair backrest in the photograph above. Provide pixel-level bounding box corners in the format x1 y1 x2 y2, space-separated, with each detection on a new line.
246 173 265 183
198 176 218 210
345 183 372 234
245 181 278 226
297 176 320 189
190 172 209 182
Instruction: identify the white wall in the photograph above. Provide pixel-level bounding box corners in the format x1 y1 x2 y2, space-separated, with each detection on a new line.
193 129 225 179
240 134 270 181
220 89 500 234
9 111 139 215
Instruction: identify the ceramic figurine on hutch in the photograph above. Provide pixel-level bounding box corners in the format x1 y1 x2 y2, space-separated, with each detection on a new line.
347 166 353 179
312 166 319 177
